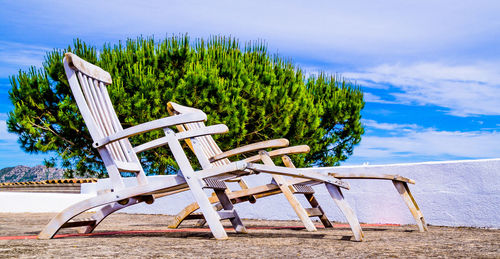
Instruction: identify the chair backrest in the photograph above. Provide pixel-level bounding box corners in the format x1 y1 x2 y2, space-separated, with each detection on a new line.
63 53 146 188
167 102 230 169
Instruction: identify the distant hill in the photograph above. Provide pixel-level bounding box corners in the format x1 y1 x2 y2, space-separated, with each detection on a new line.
0 165 64 183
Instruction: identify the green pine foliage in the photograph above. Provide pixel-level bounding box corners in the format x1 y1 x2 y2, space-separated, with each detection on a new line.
7 36 364 178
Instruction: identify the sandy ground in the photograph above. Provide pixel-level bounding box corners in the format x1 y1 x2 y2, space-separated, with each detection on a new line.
0 213 498 258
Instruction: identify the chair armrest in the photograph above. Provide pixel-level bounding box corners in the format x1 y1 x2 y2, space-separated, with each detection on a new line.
330 173 416 184
93 112 207 148
242 145 310 163
209 138 289 162
133 124 228 153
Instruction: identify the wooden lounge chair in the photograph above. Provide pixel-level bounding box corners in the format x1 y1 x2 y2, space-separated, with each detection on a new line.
167 102 428 239
38 53 349 240
166 102 365 241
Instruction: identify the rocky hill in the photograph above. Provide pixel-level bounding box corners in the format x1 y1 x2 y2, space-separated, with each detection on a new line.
0 165 64 183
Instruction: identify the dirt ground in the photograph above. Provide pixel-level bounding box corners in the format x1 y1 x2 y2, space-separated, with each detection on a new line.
0 213 498 258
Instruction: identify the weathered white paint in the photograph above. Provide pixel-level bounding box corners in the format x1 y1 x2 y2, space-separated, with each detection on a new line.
2 158 499 228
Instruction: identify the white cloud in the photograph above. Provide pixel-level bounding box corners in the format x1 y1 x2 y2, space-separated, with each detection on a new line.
0 120 18 142
0 41 50 77
351 120 500 162
362 93 398 104
0 41 49 66
2 0 500 64
345 62 500 117
0 120 53 167
362 119 420 131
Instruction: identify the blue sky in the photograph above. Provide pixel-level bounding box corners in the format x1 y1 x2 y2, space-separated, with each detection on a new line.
0 0 499 168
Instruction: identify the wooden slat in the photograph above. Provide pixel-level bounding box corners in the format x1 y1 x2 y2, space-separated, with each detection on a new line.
196 161 249 180
176 124 229 140
190 137 214 169
305 208 323 217
65 53 112 84
77 72 105 138
114 160 141 172
82 73 125 162
88 78 113 136
167 101 203 114
243 145 310 163
134 125 228 154
167 102 230 168
98 82 135 164
184 213 205 220
78 72 121 162
64 60 103 146
190 122 219 165
226 184 279 198
90 78 127 162
97 81 136 164
94 112 207 148
210 139 290 162
217 209 236 220
99 82 123 133
61 218 96 228
331 173 416 184
246 163 350 190
304 193 333 228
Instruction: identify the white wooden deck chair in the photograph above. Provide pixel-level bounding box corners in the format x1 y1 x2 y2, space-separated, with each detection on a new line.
166 102 366 241
38 52 253 240
39 53 349 240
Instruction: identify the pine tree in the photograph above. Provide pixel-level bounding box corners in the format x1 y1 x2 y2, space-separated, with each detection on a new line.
8 36 364 178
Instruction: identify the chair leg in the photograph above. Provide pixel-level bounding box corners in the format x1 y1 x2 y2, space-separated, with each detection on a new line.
195 218 208 227
260 152 317 232
304 193 333 228
214 189 247 234
167 135 230 240
325 183 364 242
38 193 118 239
195 203 223 227
168 195 219 229
78 197 143 234
392 181 428 232
184 177 229 240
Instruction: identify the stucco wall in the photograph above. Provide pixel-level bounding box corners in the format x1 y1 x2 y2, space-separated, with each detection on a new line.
2 158 499 228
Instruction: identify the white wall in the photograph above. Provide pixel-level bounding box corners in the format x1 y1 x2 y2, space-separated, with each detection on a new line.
2 158 499 228
0 192 94 213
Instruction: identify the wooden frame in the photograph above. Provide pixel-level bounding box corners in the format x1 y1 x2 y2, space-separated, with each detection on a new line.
166 102 365 241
